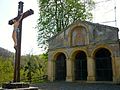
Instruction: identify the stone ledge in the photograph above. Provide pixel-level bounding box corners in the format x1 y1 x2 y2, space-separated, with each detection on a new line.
0 87 38 90
1 82 38 90
2 82 29 89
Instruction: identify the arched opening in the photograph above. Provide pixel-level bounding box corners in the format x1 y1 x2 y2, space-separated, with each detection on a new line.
74 51 87 80
95 48 113 81
55 53 66 81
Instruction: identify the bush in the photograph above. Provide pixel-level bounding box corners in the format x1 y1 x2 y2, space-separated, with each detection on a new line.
0 57 14 85
20 54 48 83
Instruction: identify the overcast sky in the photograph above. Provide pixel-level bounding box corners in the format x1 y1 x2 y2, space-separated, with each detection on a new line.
0 0 120 55
0 0 44 55
93 0 120 29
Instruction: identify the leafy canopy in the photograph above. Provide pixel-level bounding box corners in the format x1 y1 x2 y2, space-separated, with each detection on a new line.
37 0 95 51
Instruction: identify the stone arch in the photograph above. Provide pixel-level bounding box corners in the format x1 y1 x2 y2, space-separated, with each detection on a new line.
52 51 68 61
93 47 113 81
71 50 88 80
91 45 113 58
70 48 88 58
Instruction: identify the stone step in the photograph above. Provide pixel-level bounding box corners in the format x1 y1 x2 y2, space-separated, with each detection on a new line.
0 87 38 90
1 82 38 90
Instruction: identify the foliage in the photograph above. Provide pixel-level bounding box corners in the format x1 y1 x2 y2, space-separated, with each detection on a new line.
37 0 95 51
0 53 48 85
20 54 48 83
0 57 14 85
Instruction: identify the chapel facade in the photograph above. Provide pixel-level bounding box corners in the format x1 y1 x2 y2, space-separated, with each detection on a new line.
47 20 120 83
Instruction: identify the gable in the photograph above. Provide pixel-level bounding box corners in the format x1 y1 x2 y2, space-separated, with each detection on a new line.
48 20 119 50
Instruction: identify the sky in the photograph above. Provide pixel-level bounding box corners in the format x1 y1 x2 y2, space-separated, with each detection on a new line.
0 0 44 55
0 0 120 55
93 0 120 30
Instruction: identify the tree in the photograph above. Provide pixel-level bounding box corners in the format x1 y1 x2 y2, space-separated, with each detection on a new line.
21 55 37 82
37 0 95 51
20 54 48 83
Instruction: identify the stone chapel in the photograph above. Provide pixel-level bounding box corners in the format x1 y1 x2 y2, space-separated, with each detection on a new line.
47 20 120 83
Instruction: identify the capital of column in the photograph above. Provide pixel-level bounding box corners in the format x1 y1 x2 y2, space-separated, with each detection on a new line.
66 57 73 61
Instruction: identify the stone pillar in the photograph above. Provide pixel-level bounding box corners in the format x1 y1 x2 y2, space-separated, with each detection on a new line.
87 57 96 81
48 60 55 81
66 58 73 82
112 56 117 83
112 56 120 83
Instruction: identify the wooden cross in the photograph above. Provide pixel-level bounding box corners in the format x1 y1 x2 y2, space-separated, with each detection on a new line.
8 1 34 82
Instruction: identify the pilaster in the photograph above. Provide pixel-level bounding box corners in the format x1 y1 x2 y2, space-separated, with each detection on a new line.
66 58 73 82
87 57 96 81
48 60 55 81
112 56 120 83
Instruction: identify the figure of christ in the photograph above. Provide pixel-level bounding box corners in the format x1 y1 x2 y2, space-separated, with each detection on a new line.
12 14 23 49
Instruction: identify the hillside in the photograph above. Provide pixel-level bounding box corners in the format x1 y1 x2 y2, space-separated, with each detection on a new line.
0 47 14 58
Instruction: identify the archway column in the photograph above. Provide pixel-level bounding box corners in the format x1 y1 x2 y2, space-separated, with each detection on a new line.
48 60 55 81
112 56 120 83
87 57 96 81
66 57 74 82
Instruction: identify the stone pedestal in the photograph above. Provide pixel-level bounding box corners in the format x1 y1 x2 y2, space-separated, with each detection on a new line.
1 82 38 90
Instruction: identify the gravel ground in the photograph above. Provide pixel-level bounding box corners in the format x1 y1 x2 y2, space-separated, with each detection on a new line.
31 82 120 90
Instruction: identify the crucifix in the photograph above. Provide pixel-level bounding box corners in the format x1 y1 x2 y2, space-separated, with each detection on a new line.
8 1 34 82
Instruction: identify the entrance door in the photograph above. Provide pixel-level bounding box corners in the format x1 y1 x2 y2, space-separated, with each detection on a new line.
95 48 113 81
55 53 66 81
74 51 87 80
